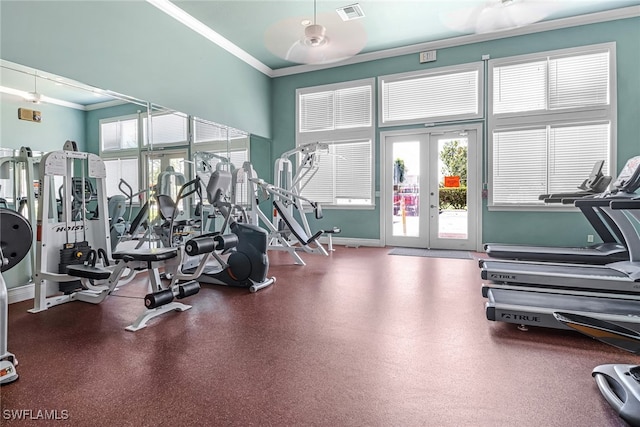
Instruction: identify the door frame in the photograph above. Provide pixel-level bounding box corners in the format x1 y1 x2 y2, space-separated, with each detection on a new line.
380 123 483 251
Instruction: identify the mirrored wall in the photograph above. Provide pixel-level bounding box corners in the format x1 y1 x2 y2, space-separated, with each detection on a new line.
0 58 251 290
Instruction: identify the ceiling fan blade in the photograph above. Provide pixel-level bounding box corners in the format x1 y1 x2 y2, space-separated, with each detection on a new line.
440 4 485 34
265 12 366 65
442 0 561 34
476 1 557 33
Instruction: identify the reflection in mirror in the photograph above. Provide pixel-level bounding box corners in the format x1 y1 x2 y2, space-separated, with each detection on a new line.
0 58 252 290
0 58 146 111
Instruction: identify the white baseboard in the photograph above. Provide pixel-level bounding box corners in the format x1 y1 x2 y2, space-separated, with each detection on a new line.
320 236 382 248
8 283 35 304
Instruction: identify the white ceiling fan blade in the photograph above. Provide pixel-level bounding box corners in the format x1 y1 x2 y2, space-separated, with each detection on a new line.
442 0 562 34
440 4 485 34
265 12 366 65
476 1 558 33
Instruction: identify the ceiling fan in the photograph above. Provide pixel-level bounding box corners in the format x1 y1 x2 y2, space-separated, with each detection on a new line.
442 0 562 34
25 72 42 104
264 0 367 65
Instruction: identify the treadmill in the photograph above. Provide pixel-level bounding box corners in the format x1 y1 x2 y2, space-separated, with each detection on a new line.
482 198 640 337
481 197 640 292
484 160 631 264
481 157 640 326
537 159 611 203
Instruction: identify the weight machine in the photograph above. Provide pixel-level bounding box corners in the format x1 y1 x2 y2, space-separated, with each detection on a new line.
0 209 32 384
0 147 39 287
274 142 341 251
30 142 200 331
235 161 337 266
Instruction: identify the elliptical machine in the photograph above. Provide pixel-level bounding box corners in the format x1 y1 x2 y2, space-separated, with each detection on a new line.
1 208 33 384
179 169 275 293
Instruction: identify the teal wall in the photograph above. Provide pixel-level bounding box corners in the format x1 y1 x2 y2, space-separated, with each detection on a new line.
250 135 273 184
0 1 271 139
271 16 640 246
1 94 85 152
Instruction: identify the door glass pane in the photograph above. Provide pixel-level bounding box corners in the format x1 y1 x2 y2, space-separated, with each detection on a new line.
437 137 468 239
392 141 420 237
147 157 162 220
169 157 186 211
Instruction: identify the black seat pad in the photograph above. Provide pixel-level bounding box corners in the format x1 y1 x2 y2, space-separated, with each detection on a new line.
113 247 178 262
66 264 111 280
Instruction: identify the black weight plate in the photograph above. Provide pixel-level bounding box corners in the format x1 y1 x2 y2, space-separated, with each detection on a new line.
0 208 33 273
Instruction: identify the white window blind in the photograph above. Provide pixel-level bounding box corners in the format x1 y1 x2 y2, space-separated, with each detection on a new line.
300 91 334 132
229 149 248 171
380 63 483 126
300 140 372 205
549 52 609 109
101 118 138 152
103 157 139 198
194 119 227 144
296 79 374 207
299 85 372 133
493 61 547 114
492 123 610 204
335 141 372 204
489 43 615 207
492 128 547 204
143 113 188 145
492 51 609 115
548 123 610 194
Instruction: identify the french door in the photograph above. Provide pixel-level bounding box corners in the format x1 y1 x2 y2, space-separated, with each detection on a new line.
383 126 481 250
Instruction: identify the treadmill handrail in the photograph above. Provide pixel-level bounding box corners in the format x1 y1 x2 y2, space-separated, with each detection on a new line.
610 200 640 210
575 198 625 208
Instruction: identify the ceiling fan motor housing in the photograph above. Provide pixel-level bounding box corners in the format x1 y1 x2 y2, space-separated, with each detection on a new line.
304 24 327 47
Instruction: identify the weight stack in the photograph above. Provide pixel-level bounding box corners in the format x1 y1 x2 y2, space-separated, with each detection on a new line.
58 241 92 293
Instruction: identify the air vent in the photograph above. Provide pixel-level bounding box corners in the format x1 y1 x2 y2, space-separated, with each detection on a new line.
336 3 365 21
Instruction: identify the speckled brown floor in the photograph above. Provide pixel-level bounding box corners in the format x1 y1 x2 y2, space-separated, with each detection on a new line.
1 246 636 426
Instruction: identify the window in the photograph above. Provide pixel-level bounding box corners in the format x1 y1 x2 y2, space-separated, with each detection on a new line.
100 116 138 152
98 111 249 212
488 43 615 207
379 63 483 126
296 139 373 206
296 78 375 207
193 118 250 172
142 112 188 146
103 157 139 198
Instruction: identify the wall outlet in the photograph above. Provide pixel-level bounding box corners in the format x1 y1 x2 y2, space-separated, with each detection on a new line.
587 234 594 243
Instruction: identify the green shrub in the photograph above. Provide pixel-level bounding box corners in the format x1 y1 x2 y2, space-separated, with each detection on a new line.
439 187 467 209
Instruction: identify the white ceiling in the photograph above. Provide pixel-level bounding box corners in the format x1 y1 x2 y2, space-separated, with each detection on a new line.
1 0 639 107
